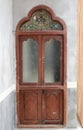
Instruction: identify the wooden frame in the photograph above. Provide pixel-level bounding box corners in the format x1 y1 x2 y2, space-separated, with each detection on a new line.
16 5 67 128
77 0 83 127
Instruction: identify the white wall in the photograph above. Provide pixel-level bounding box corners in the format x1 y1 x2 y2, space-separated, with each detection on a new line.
0 0 77 96
13 0 77 82
0 0 15 94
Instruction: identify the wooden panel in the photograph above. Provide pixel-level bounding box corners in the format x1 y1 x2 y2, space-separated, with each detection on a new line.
42 90 63 124
19 90 41 124
24 92 38 120
77 0 83 127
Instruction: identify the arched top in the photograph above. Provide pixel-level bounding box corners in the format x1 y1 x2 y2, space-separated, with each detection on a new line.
16 5 66 32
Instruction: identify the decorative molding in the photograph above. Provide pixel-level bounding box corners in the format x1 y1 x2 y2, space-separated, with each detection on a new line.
0 84 15 103
20 9 63 31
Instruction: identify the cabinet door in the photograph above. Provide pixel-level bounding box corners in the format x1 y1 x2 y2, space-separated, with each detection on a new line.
42 35 63 85
19 90 41 124
42 90 63 124
19 36 39 84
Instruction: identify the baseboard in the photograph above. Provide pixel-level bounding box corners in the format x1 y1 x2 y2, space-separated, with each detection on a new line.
0 84 15 103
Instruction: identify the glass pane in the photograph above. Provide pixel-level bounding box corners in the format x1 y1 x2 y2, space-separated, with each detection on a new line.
45 38 60 83
22 38 38 83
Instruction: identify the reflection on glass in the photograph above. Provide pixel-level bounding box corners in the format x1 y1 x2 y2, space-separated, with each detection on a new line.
45 38 60 83
22 38 38 83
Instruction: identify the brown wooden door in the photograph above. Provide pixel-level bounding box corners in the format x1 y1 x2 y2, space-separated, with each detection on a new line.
41 90 63 124
16 5 67 127
40 35 64 124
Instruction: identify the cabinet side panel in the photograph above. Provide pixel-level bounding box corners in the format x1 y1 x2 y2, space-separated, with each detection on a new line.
77 0 83 126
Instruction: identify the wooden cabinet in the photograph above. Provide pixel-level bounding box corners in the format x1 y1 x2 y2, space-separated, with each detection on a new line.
16 5 67 128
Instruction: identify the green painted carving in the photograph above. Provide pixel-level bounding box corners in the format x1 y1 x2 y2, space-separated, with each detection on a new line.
20 10 63 31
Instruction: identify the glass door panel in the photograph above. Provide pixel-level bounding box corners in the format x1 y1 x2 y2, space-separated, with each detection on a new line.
44 38 61 83
22 38 38 83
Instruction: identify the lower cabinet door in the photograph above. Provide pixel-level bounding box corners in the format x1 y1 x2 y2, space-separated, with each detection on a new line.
41 90 63 124
19 90 63 125
19 90 41 124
